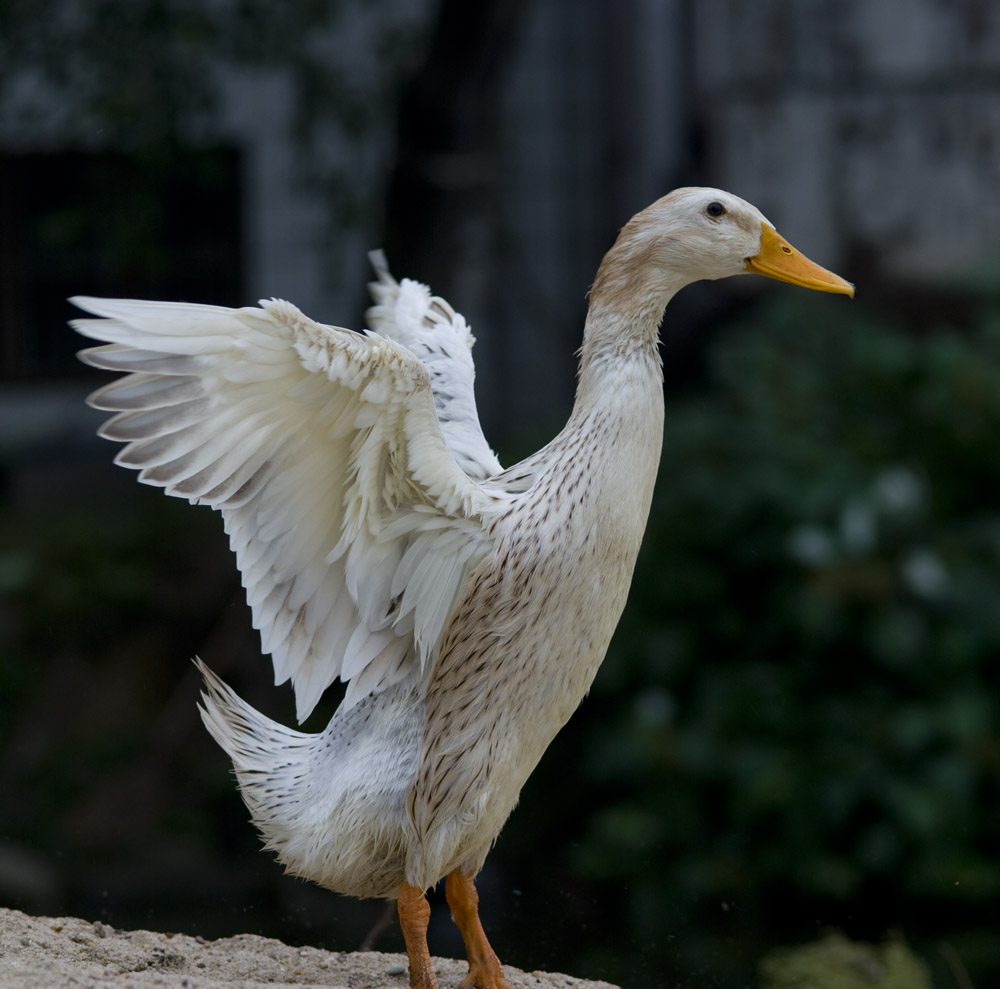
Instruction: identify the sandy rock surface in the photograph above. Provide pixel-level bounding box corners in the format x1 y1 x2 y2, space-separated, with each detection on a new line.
0 908 621 989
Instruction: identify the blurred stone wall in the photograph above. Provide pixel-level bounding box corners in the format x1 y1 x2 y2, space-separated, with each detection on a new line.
694 1 1000 284
4 1 1000 443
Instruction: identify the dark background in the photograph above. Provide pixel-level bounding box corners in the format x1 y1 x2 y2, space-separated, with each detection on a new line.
2 2 1000 987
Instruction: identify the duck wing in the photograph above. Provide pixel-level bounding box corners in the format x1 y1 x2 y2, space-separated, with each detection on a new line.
72 296 499 722
366 252 503 481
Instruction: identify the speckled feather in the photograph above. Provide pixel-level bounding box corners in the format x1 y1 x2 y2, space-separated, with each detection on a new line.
72 188 821 902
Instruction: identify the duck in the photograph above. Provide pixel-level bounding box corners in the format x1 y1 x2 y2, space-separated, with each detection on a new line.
71 188 853 989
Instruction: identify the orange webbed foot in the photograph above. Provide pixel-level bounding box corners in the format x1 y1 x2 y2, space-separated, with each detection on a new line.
445 871 511 989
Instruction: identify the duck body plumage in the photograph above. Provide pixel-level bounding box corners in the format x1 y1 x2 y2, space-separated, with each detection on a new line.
192 302 664 898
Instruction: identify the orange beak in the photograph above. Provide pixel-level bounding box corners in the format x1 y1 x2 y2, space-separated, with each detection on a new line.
746 225 855 297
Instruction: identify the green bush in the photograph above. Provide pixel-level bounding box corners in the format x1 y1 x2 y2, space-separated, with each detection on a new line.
6 295 999 987
759 932 932 989
513 296 1000 986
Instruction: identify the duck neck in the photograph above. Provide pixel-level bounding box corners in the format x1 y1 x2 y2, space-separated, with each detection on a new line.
573 233 686 417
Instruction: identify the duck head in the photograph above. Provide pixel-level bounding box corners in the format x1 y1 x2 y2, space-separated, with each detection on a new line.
626 187 855 297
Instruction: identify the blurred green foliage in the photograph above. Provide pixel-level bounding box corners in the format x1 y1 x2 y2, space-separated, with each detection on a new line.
0 493 229 844
5 296 1000 988
506 295 1000 985
759 932 932 989
0 481 393 948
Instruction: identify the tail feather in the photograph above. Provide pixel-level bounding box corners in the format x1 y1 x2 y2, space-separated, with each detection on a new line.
193 656 416 898
195 656 311 772
195 656 315 844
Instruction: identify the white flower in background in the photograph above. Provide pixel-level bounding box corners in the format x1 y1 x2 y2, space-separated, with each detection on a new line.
787 467 932 572
787 524 836 566
901 548 948 598
839 497 877 555
874 465 924 516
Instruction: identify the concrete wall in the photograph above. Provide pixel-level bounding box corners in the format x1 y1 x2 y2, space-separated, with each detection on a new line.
695 0 1000 284
4 1 1000 448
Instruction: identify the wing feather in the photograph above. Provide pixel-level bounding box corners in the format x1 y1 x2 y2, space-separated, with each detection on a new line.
72 295 499 722
366 253 503 480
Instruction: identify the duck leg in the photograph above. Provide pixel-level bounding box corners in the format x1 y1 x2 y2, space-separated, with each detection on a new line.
397 882 438 989
445 871 510 989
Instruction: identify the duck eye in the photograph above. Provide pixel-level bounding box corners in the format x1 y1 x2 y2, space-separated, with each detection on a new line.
706 201 726 219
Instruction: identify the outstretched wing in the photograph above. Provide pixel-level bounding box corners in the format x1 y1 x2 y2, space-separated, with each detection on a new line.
366 252 503 481
72 296 499 721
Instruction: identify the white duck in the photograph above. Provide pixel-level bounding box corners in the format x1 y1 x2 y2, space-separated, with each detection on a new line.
72 188 853 989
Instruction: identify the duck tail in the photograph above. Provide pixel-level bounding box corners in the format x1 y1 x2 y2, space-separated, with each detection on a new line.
194 655 418 898
194 657 314 849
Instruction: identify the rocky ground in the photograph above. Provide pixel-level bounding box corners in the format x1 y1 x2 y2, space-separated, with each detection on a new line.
0 908 621 989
